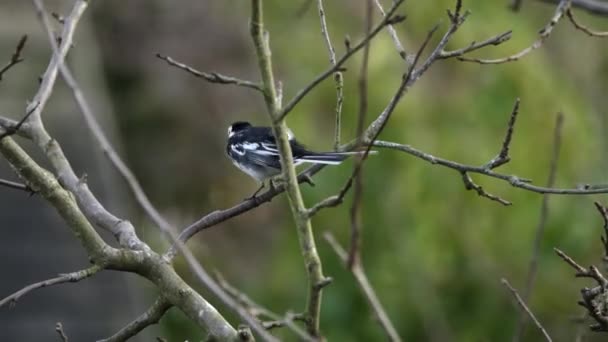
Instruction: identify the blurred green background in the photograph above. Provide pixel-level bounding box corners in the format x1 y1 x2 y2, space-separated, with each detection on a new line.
2 0 608 341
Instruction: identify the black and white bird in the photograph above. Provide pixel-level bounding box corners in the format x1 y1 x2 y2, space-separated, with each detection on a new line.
226 121 371 198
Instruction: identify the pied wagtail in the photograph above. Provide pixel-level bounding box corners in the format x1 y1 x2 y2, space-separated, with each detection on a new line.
226 121 373 198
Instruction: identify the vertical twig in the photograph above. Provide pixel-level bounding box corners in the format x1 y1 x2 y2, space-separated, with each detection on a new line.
348 0 373 270
513 113 563 342
315 0 344 149
250 0 328 337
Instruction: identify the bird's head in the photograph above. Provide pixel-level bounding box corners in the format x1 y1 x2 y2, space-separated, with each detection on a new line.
228 121 252 138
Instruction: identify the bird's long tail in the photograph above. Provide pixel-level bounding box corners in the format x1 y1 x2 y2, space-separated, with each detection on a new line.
297 150 377 165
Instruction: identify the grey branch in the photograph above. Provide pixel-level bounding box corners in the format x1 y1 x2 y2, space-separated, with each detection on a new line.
440 31 513 59
29 0 148 251
0 178 31 192
373 140 608 195
34 1 274 339
97 298 172 342
501 278 553 342
156 54 263 91
0 265 101 308
459 0 570 64
315 0 344 149
275 0 406 122
325 233 402 342
373 0 408 60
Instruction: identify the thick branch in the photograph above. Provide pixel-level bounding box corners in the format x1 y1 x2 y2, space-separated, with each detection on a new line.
28 0 148 250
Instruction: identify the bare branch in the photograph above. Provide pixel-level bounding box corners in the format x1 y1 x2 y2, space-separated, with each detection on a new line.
555 247 608 331
513 113 563 342
0 35 27 81
567 8 608 36
461 171 512 205
325 233 402 342
373 0 408 60
484 99 520 170
0 265 101 309
0 178 31 193
98 297 172 342
250 0 331 336
347 0 374 270
275 0 406 122
459 0 570 64
373 140 608 195
501 278 553 342
315 0 344 149
55 322 69 342
156 54 264 91
439 30 513 59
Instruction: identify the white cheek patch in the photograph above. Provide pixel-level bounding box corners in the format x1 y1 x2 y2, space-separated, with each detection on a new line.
228 127 235 138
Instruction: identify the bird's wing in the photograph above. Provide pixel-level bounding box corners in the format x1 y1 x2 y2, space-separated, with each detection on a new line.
241 142 282 169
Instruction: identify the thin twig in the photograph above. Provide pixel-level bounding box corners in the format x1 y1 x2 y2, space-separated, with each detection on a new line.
55 322 68 342
315 0 344 149
156 54 264 91
373 140 608 195
347 0 373 270
0 102 39 140
325 233 402 342
373 0 408 60
501 278 553 342
513 113 563 342
275 0 406 122
566 8 608 36
439 30 513 59
459 0 571 64
0 178 31 192
98 298 172 342
0 35 27 81
484 99 520 170
0 266 101 308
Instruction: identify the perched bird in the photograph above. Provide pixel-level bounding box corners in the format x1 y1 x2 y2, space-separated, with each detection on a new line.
226 121 372 198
